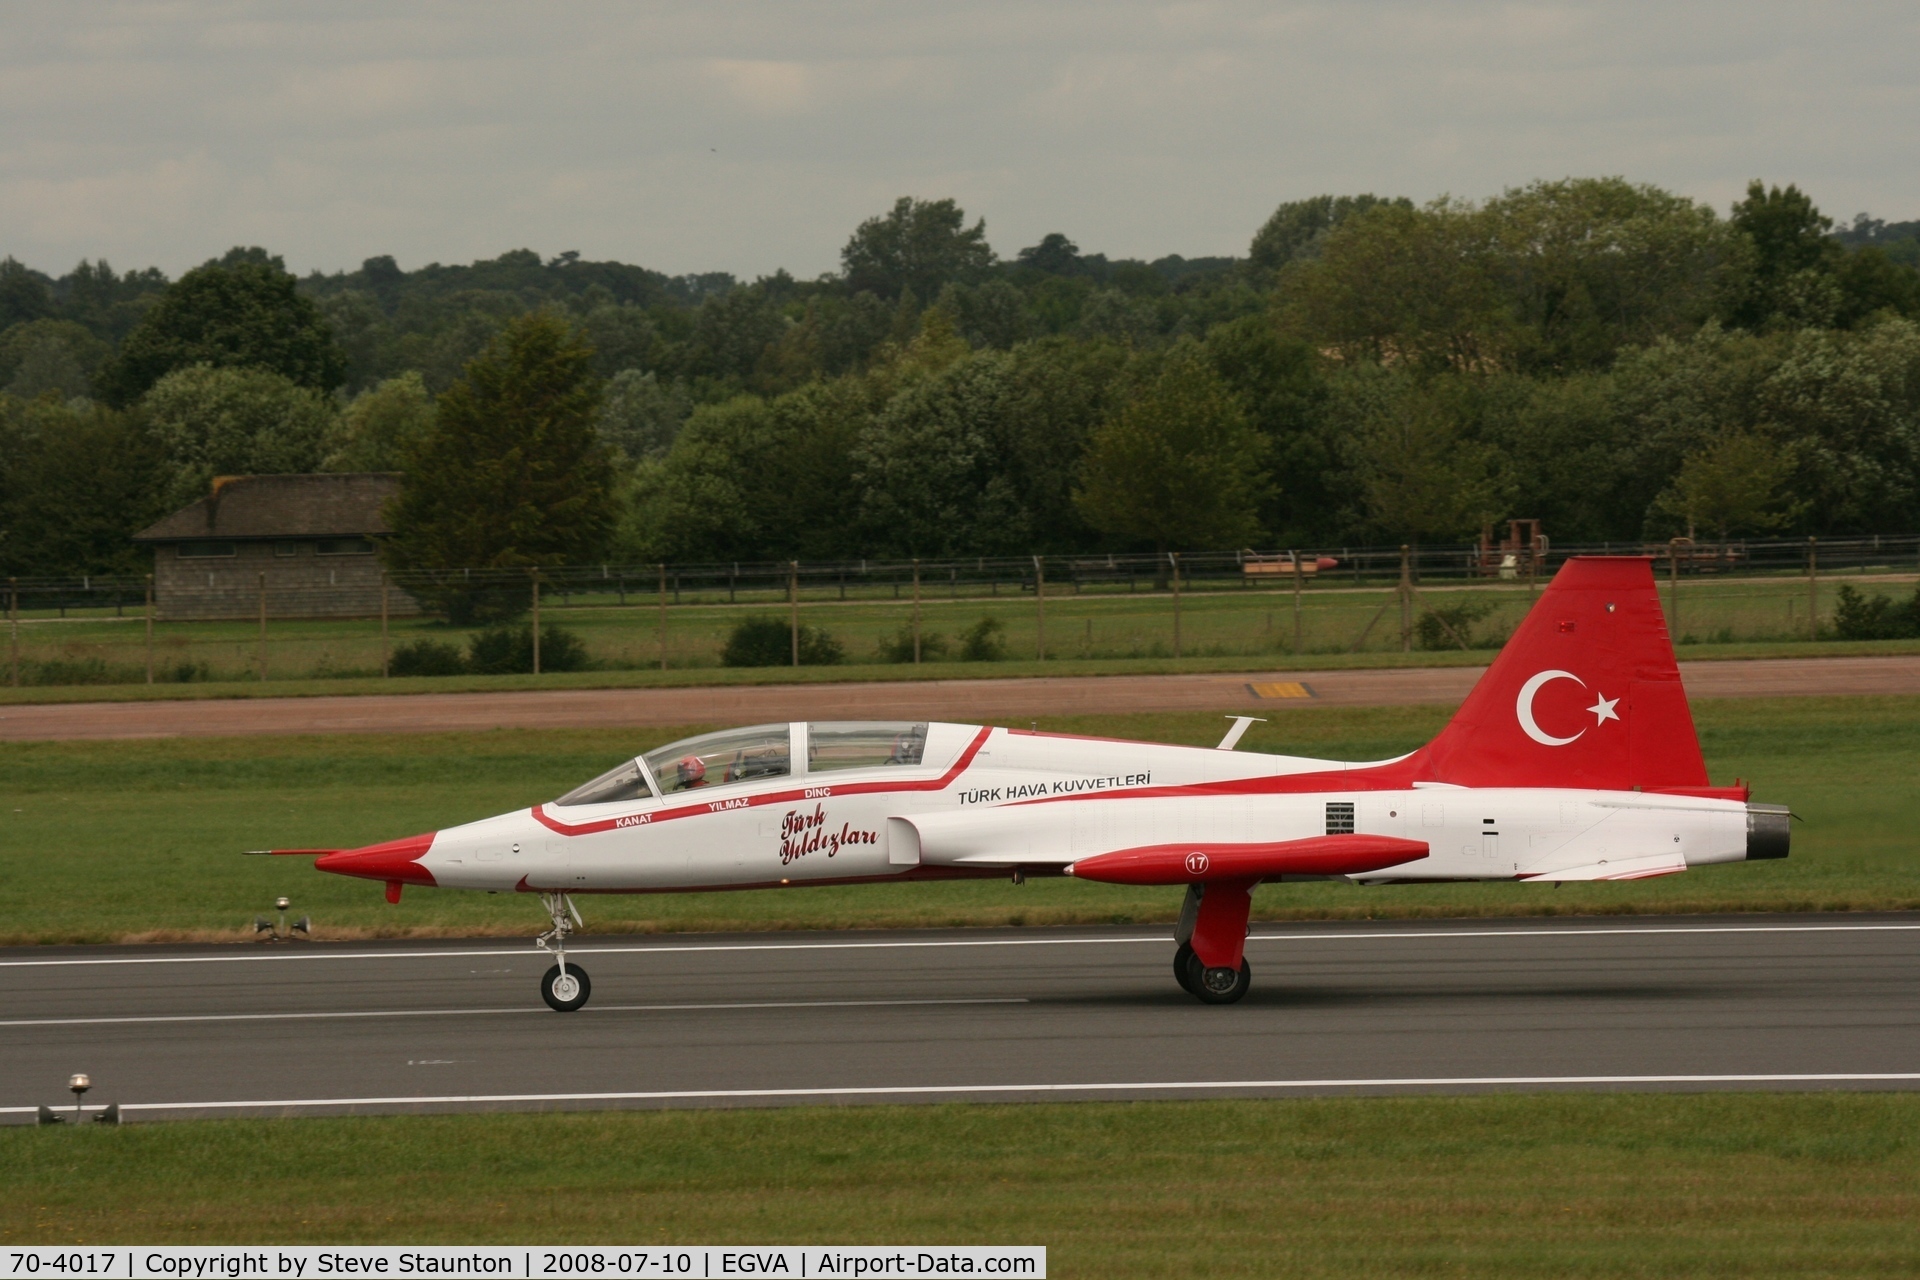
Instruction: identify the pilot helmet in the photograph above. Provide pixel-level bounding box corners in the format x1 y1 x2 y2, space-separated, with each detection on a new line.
677 755 707 785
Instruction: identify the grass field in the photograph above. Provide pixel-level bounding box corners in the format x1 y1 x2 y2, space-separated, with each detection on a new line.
6 1095 1920 1273
3 697 1916 945
8 571 1919 695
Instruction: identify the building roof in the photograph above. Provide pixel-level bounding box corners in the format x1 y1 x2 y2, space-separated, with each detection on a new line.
134 473 403 543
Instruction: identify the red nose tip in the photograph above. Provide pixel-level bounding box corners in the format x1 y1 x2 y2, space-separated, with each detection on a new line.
314 832 438 887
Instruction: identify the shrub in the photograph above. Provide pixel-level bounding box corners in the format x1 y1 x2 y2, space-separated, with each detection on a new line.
1416 598 1499 651
390 639 468 677
24 658 117 686
877 625 950 663
721 616 845 667
466 624 590 674
1832 584 1920 640
959 616 1007 661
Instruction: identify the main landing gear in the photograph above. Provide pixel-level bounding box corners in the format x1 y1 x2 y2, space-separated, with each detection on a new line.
1173 880 1256 1005
536 892 591 1012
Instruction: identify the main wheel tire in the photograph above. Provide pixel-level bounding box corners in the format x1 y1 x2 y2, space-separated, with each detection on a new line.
1173 943 1198 995
1183 953 1251 1005
541 963 592 1012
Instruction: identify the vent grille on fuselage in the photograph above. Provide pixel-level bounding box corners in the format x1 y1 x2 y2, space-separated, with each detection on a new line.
1325 801 1355 835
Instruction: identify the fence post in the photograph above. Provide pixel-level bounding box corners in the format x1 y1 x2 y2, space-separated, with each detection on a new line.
7 577 16 688
1807 537 1819 641
380 573 390 678
256 570 268 681
530 569 541 675
789 561 800 667
1405 545 1420 656
1169 552 1182 659
1291 550 1303 653
658 563 668 671
144 574 154 685
1033 555 1046 661
912 558 922 664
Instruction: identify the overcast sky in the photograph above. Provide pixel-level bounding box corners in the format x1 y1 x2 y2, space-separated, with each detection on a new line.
3 2 1916 281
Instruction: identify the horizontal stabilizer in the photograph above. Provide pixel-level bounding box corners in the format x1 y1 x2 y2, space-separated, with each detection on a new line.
1067 834 1428 885
1519 852 1686 882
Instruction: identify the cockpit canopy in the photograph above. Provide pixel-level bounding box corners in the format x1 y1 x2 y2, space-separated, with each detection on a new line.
552 721 931 807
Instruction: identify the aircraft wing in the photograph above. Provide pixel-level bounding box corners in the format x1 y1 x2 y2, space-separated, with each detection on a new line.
1518 851 1688 881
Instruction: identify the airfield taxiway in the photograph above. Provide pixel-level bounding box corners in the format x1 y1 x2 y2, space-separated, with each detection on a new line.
4 915 1917 1121
3 654 1918 742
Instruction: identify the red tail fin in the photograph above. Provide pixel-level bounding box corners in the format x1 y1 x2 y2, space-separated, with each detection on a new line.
1417 557 1707 790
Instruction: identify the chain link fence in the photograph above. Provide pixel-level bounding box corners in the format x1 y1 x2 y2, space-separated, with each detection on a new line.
6 535 1919 687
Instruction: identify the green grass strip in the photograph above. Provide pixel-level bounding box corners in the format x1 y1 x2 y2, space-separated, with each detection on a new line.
2 698 1917 944
6 1094 1920 1274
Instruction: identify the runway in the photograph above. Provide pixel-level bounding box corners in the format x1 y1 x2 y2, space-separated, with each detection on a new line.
4 915 1917 1121
3 654 1917 742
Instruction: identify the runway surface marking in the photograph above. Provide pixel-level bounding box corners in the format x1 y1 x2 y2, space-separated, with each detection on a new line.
0 997 1030 1029
6 921 1917 968
8 1074 1920 1117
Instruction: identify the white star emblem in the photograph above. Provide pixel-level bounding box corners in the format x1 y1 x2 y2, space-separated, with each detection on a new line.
1587 694 1620 726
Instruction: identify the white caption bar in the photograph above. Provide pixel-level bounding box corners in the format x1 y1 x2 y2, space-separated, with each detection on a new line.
0 1248 1044 1280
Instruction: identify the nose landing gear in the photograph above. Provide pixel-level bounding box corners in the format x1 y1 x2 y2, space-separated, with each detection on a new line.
535 892 591 1012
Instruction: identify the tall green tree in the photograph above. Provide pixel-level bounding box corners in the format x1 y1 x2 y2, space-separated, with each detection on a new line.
95 249 347 406
842 198 995 301
324 372 436 472
1331 366 1501 542
0 396 166 576
1482 178 1737 371
1283 199 1512 374
854 351 1024 556
0 319 110 399
1248 194 1411 274
597 369 690 462
1203 317 1334 542
142 365 341 507
1649 431 1803 538
1725 181 1845 330
383 312 616 618
0 257 55 329
1075 346 1269 552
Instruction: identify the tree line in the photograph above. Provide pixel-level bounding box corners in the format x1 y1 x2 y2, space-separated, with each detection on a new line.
3 178 1919 582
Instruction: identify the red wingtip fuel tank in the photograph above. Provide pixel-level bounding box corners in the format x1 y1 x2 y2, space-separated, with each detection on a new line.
1067 835 1429 885
313 832 438 888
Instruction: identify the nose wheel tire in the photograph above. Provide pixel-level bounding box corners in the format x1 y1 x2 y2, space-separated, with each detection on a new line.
541 963 591 1012
1182 953 1251 1005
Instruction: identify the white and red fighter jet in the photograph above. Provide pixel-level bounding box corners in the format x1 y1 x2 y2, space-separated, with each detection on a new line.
288 557 1788 1009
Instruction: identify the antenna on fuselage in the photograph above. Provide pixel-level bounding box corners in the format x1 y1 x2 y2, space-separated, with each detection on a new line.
1217 716 1267 750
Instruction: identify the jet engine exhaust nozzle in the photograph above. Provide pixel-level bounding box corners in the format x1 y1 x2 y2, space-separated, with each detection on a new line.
1745 803 1790 861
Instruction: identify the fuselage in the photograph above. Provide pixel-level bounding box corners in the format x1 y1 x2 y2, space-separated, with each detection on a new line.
371 719 1757 896
302 557 1792 1010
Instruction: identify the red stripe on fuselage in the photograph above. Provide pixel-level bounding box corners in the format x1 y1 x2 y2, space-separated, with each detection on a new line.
1002 751 1426 808
529 725 994 837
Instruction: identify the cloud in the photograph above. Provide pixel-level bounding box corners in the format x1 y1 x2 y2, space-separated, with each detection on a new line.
0 1 1915 280
704 60 815 115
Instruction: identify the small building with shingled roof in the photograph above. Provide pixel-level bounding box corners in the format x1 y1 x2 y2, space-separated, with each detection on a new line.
133 473 421 620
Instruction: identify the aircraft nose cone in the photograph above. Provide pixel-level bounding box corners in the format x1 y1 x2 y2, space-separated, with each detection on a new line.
314 832 438 886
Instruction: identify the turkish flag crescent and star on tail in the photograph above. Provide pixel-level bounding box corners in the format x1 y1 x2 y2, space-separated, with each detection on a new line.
1415 557 1709 792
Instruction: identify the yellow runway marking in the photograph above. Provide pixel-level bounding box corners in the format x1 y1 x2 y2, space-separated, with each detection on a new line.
1248 681 1314 699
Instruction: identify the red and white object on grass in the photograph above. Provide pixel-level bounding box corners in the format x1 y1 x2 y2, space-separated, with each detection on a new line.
271 557 1789 1009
